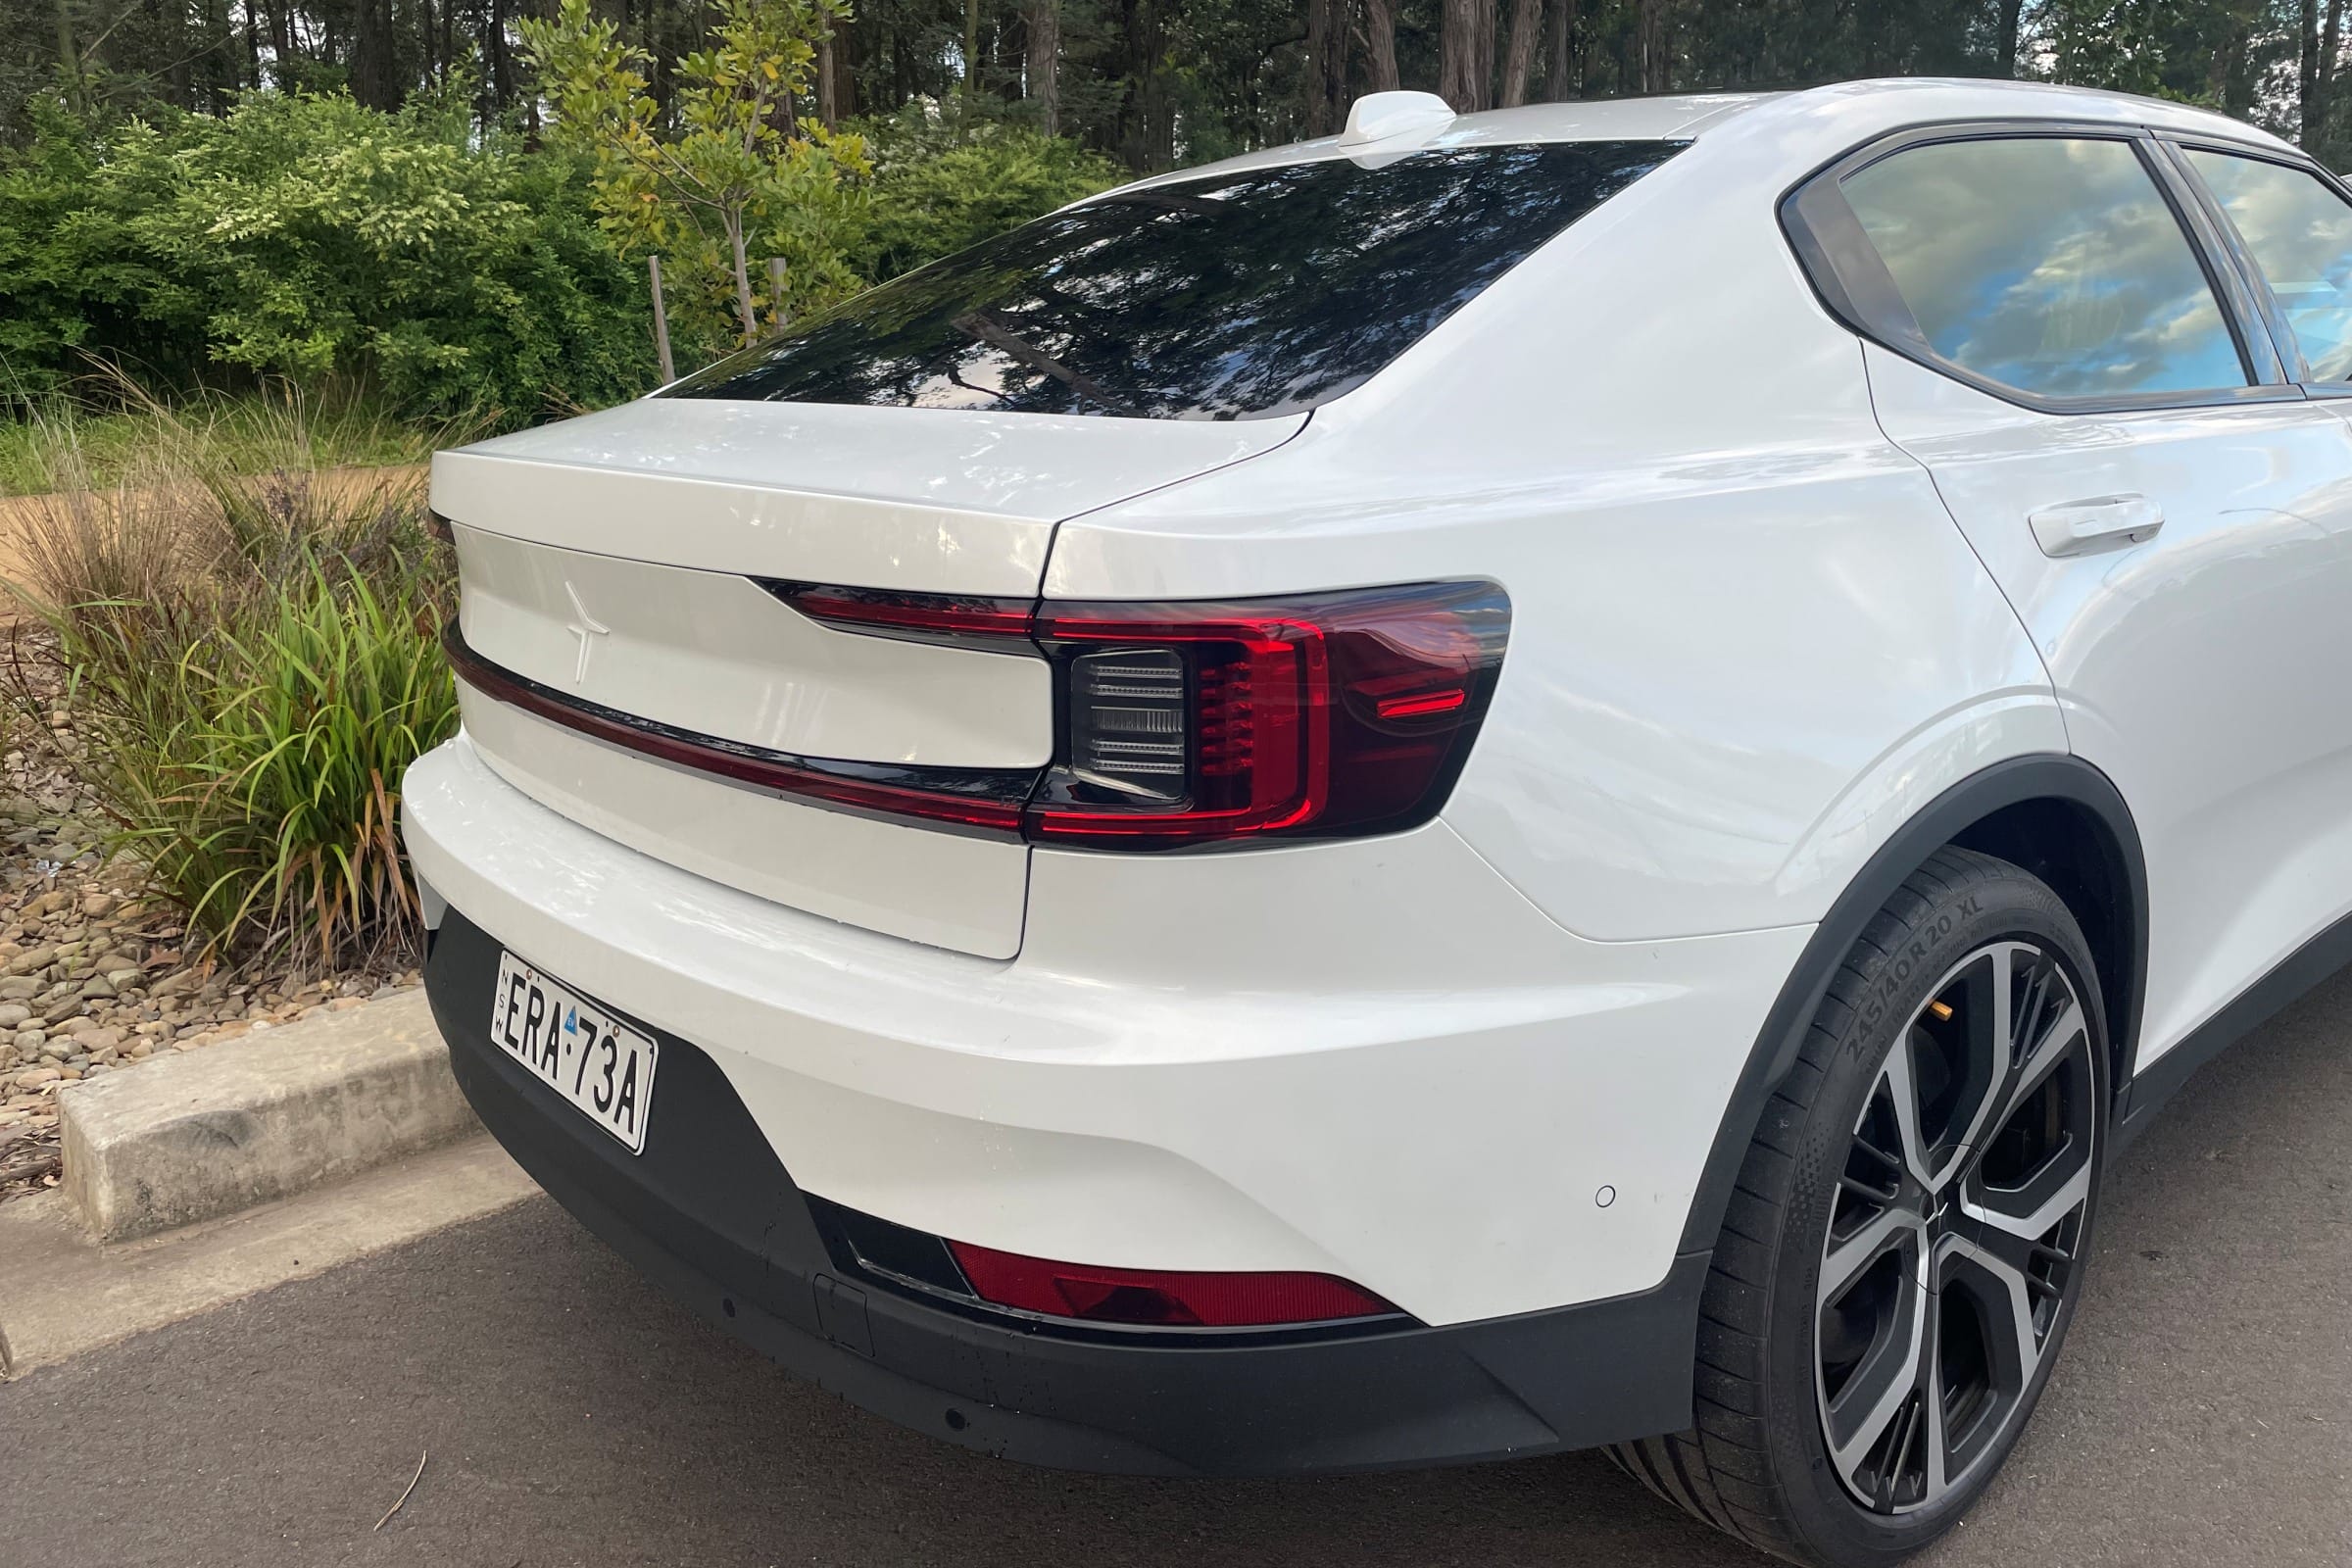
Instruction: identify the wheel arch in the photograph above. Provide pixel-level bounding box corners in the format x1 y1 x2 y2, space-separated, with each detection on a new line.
1674 754 2147 1258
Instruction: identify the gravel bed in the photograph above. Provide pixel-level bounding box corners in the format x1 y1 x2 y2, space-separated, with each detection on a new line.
0 661 418 1204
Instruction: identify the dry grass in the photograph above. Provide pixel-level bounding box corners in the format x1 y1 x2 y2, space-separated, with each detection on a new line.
0 378 444 498
1 378 461 971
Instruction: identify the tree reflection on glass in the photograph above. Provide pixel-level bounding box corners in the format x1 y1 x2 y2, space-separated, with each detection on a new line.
665 141 1683 420
1842 137 2249 400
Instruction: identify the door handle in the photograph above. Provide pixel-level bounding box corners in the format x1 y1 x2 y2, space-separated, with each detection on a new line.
2028 494 2165 557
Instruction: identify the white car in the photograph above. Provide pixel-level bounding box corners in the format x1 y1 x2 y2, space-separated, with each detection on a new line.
404 77 2352 1567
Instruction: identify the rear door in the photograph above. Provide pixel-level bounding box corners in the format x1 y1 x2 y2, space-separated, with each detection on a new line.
1791 127 2352 1069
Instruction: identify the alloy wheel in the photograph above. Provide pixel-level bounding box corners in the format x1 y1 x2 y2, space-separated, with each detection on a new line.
1813 939 2098 1515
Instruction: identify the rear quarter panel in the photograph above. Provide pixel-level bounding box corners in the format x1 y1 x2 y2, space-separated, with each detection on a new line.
1046 111 2063 942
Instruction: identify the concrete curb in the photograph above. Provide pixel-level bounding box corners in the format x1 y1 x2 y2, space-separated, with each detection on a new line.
56 991 476 1243
0 1135 537 1378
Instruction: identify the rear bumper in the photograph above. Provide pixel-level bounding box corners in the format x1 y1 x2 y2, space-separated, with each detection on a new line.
427 904 1708 1473
402 732 1814 1469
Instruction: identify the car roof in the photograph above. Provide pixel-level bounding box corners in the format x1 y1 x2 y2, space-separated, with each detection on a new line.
1110 77 2296 196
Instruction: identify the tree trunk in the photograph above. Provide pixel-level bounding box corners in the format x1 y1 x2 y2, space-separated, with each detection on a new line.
268 0 293 86
767 257 789 331
167 0 195 108
1116 0 1174 172
648 256 677 383
827 14 857 120
1499 0 1542 107
1026 0 1059 132
351 0 396 110
1439 0 1496 113
55 0 82 112
1359 0 1400 93
729 214 758 347
816 35 838 123
1997 0 2023 77
1305 0 1348 135
1542 0 1575 100
486 0 514 128
963 0 981 96
2323 0 2346 151
1638 0 1667 93
2306 0 2325 145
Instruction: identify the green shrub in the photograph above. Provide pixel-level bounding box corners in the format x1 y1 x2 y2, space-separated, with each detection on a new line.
101 553 456 968
0 91 657 418
8 390 456 969
854 106 1124 280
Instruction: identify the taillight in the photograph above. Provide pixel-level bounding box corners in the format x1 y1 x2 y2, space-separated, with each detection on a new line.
1025 581 1509 849
579 577 1512 850
766 581 1035 648
945 1241 1398 1327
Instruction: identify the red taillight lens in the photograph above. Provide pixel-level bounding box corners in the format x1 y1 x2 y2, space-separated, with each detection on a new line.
764 581 1036 647
1025 581 1509 850
747 577 1508 849
945 1241 1398 1327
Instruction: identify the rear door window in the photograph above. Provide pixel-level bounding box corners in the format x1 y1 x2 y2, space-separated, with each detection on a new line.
665 141 1684 421
1838 136 2250 402
2181 148 2352 382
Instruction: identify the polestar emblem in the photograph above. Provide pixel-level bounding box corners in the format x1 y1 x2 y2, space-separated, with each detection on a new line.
563 581 611 685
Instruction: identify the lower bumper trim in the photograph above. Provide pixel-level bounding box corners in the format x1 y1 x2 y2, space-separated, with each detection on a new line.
427 906 1706 1475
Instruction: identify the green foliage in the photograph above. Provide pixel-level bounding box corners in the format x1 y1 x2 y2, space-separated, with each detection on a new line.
0 90 656 417
106 553 456 970
521 0 869 348
855 103 1123 278
8 390 457 968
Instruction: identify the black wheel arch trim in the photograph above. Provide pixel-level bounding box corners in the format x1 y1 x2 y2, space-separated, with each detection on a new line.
1674 753 2149 1259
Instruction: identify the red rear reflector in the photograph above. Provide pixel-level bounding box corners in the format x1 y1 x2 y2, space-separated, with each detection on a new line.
946 1241 1398 1327
1374 688 1469 720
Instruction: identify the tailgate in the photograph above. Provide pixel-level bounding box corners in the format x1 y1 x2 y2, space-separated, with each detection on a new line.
430 398 1303 958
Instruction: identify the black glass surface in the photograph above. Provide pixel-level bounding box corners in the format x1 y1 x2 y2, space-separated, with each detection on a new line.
1841 136 2249 401
665 141 1684 421
2186 148 2352 381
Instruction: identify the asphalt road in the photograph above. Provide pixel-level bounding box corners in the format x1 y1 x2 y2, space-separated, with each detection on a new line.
5 968 2351 1568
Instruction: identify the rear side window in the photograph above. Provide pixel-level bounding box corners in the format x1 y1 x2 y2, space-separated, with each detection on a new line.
2183 148 2352 382
665 142 1684 421
1838 137 2248 401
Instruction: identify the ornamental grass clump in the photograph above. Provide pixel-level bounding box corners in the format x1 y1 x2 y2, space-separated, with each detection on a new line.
4 385 459 970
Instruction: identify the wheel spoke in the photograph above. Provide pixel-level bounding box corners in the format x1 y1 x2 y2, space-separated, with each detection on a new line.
1921 1313 1950 1501
1940 944 2026 1170
1945 1232 2046 1387
1825 1269 1930 1481
1880 1037 1936 1190
2007 997 2085 1109
1966 1152 2092 1243
1822 1202 1917 1302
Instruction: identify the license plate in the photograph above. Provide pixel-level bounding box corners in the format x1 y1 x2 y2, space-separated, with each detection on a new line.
489 952 659 1154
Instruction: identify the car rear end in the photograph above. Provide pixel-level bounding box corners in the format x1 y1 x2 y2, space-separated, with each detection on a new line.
404 121 1790 1471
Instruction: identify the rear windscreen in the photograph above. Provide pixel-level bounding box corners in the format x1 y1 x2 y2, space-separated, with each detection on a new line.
664 140 1684 421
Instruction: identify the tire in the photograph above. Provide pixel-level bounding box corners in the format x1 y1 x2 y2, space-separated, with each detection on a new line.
1609 846 2109 1568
